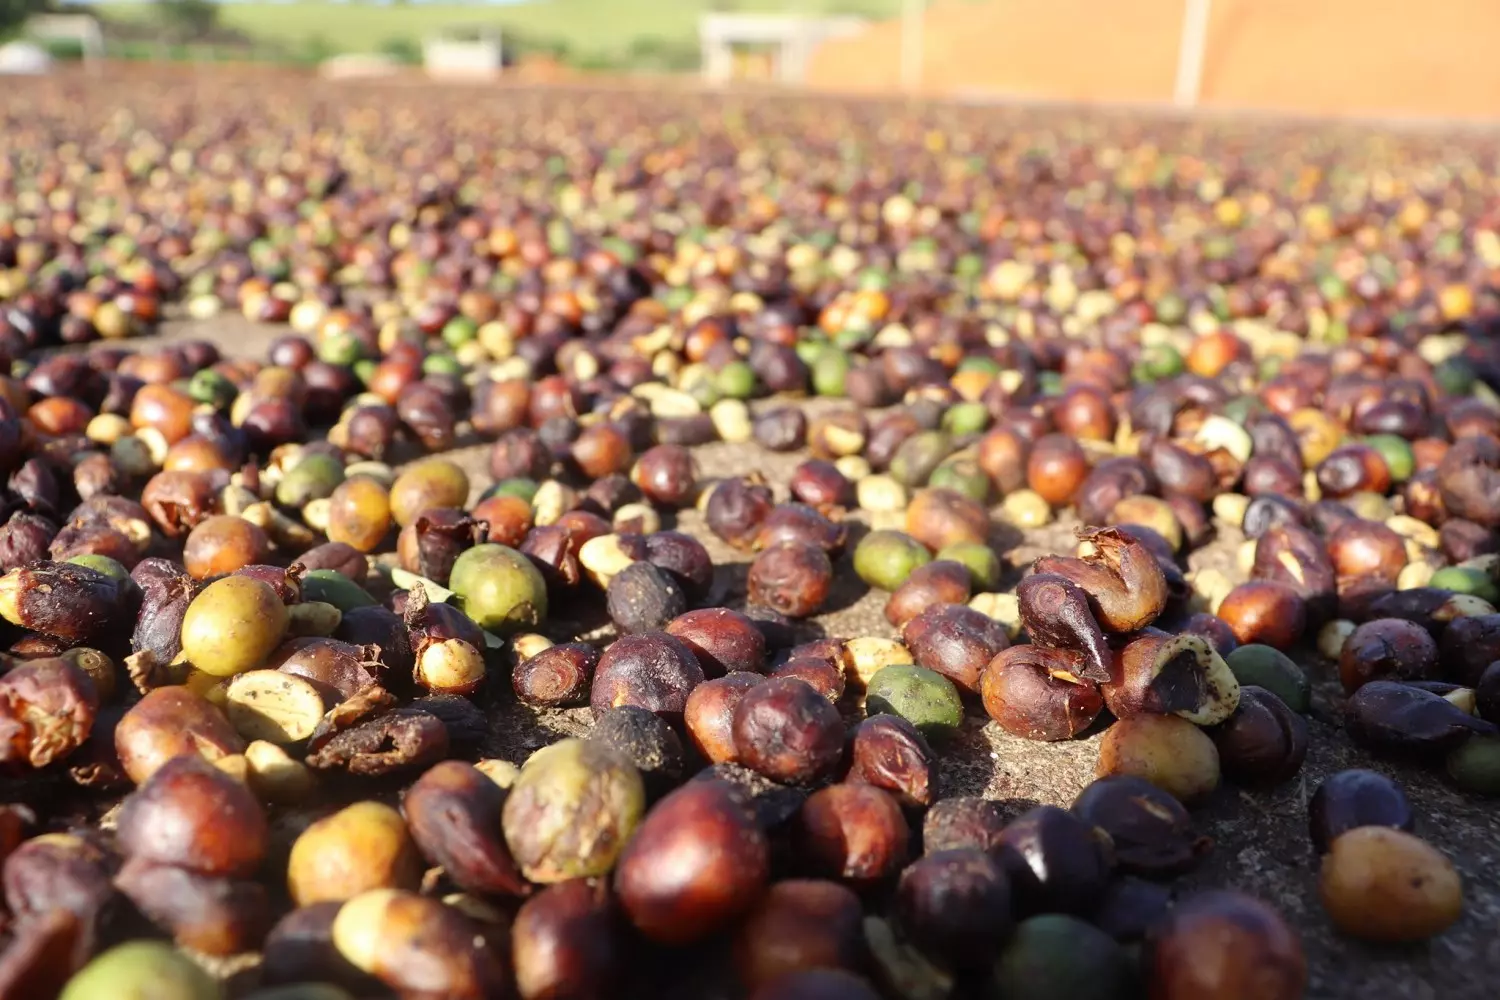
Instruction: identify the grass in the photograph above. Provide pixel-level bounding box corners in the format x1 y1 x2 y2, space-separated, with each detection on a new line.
88 1 910 63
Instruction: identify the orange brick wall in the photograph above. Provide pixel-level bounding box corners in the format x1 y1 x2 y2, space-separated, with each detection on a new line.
805 0 1500 120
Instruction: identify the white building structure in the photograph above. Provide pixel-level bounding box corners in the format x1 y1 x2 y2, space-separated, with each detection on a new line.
699 13 866 86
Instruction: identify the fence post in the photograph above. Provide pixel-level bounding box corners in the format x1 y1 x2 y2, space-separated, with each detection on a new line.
1174 0 1212 108
900 0 924 93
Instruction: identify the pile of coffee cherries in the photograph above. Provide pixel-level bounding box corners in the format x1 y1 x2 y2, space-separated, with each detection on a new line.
2 76 1499 999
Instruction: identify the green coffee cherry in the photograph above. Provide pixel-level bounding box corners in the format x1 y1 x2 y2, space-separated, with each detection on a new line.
276 453 345 509
61 941 221 1000
988 915 1131 1000
440 316 478 348
929 459 991 503
941 401 991 436
889 431 953 489
1133 343 1184 383
811 348 851 397
1362 434 1414 482
1429 566 1500 604
937 541 1002 591
853 530 933 592
300 569 379 611
715 360 757 399
1448 736 1500 796
866 664 964 742
448 544 548 634
65 554 129 583
485 478 541 504
1224 645 1311 713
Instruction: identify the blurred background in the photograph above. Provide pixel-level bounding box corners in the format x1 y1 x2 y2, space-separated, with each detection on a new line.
1 0 1495 122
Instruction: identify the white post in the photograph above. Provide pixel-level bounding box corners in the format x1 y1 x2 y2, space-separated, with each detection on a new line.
700 21 725 84
781 33 804 85
1174 0 1212 108
900 0 924 93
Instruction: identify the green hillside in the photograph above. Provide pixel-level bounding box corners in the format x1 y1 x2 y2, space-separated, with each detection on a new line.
92 1 906 66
